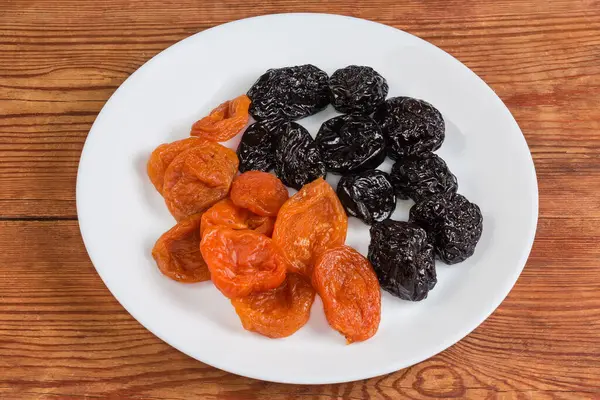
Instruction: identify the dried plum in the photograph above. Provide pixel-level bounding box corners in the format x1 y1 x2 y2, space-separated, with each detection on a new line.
329 65 389 114
373 97 445 160
337 170 395 225
409 193 483 264
390 152 458 202
316 114 386 174
247 65 330 121
274 121 326 190
368 219 436 301
237 120 279 172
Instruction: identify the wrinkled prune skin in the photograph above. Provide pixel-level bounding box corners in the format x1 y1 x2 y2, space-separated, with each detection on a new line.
329 66 389 114
237 120 279 173
337 170 395 225
390 152 458 203
373 97 445 160
275 121 326 190
368 219 436 301
247 65 330 121
409 193 483 265
316 114 386 174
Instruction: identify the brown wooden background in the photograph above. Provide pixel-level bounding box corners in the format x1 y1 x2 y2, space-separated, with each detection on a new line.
1 1 599 399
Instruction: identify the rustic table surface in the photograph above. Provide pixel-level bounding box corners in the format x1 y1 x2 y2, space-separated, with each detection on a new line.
1 1 599 399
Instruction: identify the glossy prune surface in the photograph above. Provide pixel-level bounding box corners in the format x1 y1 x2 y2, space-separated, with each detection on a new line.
373 97 445 160
409 192 483 265
237 120 278 173
336 170 395 225
316 114 386 174
390 152 458 203
328 65 388 114
247 64 329 121
368 219 436 301
274 121 326 190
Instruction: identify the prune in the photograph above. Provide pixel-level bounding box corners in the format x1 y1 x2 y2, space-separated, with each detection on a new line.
163 143 238 221
313 246 381 343
273 178 348 277
373 97 445 160
329 66 388 114
336 170 395 225
368 219 436 301
247 64 329 121
231 273 315 338
230 171 289 217
409 193 483 264
390 152 458 203
200 226 287 298
237 120 278 173
190 95 251 141
315 114 386 174
147 137 205 195
151 214 210 283
274 121 326 190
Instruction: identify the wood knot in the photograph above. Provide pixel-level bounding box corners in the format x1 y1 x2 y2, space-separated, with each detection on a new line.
413 364 465 398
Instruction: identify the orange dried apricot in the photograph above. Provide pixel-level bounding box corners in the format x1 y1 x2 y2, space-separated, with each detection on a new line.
147 137 205 195
200 198 275 238
246 214 276 237
151 213 210 283
272 177 348 277
190 95 251 141
230 171 289 217
231 273 315 338
312 246 381 343
200 227 286 298
162 142 238 221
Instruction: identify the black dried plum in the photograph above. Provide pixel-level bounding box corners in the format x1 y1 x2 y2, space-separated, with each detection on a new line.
316 114 386 174
247 65 329 121
237 120 279 172
368 219 436 301
409 192 483 265
274 121 326 190
329 65 389 114
337 170 395 225
390 152 458 202
373 97 445 160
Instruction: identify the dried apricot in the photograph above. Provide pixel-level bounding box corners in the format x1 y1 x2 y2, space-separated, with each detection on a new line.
247 214 276 237
163 142 238 221
231 273 315 338
151 213 210 283
190 95 251 141
200 227 286 298
230 171 289 217
200 198 275 238
312 246 381 343
272 177 348 277
147 137 205 195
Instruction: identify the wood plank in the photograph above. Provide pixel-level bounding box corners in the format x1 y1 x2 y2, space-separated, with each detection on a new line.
1 0 600 398
0 221 598 398
0 1 599 217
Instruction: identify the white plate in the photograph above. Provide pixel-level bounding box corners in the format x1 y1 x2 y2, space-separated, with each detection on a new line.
77 13 538 384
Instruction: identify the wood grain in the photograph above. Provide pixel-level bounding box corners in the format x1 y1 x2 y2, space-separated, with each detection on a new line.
1 0 599 398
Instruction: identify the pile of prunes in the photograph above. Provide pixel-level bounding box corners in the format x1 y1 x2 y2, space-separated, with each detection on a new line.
238 64 483 302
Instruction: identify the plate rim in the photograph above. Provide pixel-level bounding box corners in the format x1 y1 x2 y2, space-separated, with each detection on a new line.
76 12 539 384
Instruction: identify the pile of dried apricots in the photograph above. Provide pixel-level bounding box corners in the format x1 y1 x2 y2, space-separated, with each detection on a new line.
147 64 483 343
148 94 380 343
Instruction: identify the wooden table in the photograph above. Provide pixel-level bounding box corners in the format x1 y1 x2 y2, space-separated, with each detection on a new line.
1 1 599 398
